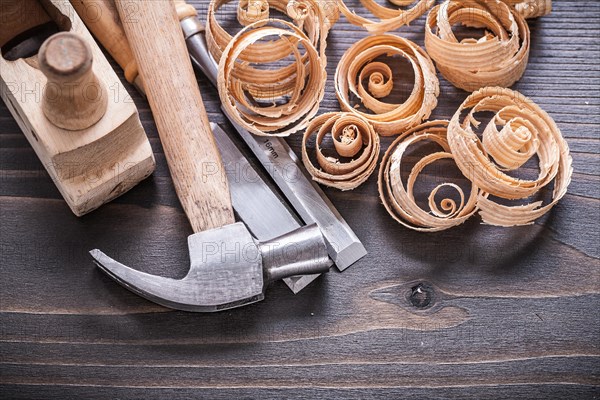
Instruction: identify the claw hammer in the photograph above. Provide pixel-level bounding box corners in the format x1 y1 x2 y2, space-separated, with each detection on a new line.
90 0 331 312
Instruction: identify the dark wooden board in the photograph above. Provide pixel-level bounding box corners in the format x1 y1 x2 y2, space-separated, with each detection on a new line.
1 1 599 398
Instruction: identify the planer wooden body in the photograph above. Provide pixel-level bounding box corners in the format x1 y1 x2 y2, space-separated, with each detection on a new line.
0 0 155 216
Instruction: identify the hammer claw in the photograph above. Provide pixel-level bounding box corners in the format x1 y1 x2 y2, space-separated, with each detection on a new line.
90 223 331 312
90 249 207 311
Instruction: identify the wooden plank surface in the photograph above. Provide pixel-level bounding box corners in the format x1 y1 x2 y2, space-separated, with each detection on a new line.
1 0 599 398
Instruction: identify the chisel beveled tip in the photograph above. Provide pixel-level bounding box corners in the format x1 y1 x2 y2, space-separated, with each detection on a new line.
332 241 368 271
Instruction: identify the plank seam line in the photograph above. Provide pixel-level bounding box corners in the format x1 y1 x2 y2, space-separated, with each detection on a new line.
0 354 598 369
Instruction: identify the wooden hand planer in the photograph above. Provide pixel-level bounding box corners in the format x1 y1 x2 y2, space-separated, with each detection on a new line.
0 0 154 216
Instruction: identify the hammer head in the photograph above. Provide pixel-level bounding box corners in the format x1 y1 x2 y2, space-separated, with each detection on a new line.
91 223 331 312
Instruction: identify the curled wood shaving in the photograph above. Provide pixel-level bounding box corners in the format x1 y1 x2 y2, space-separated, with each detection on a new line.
448 87 572 227
379 88 572 230
302 112 380 190
217 19 327 136
500 0 552 18
337 0 435 34
208 0 334 136
378 120 481 231
424 0 530 92
335 34 439 136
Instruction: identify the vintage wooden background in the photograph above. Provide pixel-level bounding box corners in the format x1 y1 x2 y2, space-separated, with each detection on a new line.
1 0 599 398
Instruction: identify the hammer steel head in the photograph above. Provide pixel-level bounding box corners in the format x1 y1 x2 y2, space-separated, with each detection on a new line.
91 223 331 312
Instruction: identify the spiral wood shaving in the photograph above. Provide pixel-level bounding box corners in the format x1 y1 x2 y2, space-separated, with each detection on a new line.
378 120 480 231
217 19 326 136
335 34 439 136
448 87 572 226
425 0 530 92
379 88 572 230
337 0 435 34
302 112 380 190
208 0 335 136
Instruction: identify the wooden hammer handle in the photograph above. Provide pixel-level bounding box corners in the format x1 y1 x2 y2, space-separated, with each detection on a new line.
115 0 234 232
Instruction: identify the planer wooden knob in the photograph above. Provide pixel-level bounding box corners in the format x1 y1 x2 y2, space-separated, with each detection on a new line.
39 31 107 130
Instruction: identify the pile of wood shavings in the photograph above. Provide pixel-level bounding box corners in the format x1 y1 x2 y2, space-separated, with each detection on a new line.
208 1 570 229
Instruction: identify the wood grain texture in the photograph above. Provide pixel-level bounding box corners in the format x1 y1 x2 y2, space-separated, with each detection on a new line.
1 0 599 398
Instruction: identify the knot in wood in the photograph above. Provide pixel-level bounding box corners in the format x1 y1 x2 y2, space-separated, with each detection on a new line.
409 282 435 309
